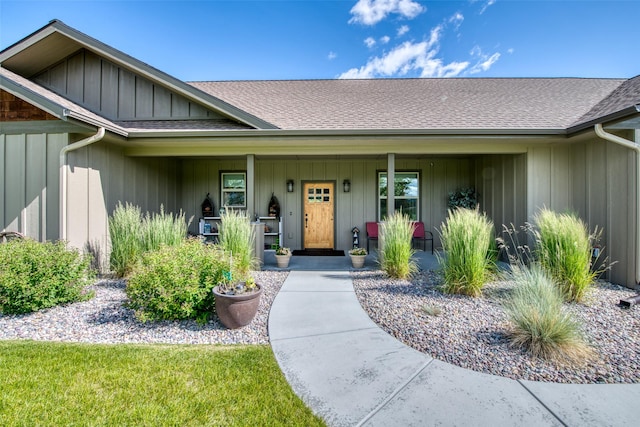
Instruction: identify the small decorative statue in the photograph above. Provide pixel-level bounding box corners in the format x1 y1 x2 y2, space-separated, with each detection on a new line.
268 193 280 218
201 193 215 217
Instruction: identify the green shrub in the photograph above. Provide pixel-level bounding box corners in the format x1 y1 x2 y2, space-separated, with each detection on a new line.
0 239 94 314
219 210 257 276
379 212 417 279
439 207 495 297
502 264 592 363
534 209 599 302
109 202 143 277
126 239 227 323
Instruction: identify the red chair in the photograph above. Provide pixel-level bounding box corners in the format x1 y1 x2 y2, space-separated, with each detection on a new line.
366 222 379 251
412 222 434 254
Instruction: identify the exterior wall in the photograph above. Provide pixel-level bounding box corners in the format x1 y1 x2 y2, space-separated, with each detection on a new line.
526 135 638 287
65 141 180 270
33 49 221 121
179 156 476 251
475 154 527 243
1 131 66 241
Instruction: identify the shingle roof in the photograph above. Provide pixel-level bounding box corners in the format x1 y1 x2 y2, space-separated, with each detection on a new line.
573 75 640 126
190 78 627 132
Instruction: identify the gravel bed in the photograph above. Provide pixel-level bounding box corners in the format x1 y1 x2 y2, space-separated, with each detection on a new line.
0 271 288 345
352 270 640 384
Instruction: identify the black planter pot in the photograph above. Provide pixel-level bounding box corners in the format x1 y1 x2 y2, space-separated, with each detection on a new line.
212 284 262 329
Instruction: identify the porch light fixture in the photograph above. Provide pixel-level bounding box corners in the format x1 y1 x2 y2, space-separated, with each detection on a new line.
343 179 351 193
287 180 294 193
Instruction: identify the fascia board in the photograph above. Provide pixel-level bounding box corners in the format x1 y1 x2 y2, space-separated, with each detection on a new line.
125 127 568 139
1 73 127 136
46 21 277 130
568 105 640 134
1 73 67 119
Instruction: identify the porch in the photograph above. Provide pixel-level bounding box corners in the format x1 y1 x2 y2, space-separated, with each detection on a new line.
261 248 441 271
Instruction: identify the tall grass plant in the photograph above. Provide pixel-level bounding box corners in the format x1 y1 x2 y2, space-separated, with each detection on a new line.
502 264 592 363
219 210 257 275
439 207 495 297
379 212 417 279
141 205 190 253
108 202 142 277
534 209 599 302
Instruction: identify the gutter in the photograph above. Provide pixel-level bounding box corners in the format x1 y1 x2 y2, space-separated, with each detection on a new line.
59 127 106 241
594 123 640 284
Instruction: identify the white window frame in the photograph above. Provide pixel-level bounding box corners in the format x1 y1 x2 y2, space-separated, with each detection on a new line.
378 171 420 221
220 172 247 209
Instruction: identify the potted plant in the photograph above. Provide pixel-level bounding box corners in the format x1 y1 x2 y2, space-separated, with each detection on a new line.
212 272 262 329
275 246 292 268
349 247 367 268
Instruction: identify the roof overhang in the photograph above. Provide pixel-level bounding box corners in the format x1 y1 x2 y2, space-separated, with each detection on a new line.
0 20 277 130
0 71 128 136
568 104 640 133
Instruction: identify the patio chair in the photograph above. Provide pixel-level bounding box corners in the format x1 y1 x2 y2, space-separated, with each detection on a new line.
365 222 378 251
412 222 434 254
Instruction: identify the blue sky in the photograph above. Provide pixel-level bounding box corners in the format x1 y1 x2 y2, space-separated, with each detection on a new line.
1 0 639 81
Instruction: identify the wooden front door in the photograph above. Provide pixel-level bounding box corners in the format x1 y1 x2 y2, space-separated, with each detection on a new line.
303 182 335 249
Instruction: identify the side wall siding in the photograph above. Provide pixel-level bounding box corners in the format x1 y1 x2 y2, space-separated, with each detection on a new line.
526 137 637 287
66 142 180 270
0 132 66 241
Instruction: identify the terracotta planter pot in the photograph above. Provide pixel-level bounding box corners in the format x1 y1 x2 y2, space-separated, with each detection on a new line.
350 254 366 268
213 284 262 329
275 254 291 268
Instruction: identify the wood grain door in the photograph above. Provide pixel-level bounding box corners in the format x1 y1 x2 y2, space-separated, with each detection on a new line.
303 182 335 249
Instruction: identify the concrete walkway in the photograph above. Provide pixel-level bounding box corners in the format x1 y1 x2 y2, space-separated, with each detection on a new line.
268 269 640 427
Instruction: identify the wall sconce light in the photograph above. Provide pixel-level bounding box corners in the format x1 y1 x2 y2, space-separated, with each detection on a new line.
343 179 351 193
287 180 294 193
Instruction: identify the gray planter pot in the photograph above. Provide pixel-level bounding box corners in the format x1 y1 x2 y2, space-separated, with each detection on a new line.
213 284 262 329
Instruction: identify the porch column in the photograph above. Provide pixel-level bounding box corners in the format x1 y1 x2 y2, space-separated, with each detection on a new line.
387 153 395 219
247 154 255 218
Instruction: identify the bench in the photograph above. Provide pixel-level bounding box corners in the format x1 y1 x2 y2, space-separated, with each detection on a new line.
366 222 378 251
366 221 433 254
412 222 434 254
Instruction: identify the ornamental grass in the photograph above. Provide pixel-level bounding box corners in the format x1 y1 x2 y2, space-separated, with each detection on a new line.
439 207 495 297
219 209 258 275
533 209 600 302
379 211 417 279
502 264 593 363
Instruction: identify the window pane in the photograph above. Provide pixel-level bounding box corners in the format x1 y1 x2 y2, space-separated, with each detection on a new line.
223 192 245 207
395 173 418 197
379 174 388 197
223 173 245 189
395 199 417 220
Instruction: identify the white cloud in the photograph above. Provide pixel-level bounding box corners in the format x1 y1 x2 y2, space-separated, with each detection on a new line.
349 0 426 26
468 47 501 74
507 48 514 54
380 35 391 44
480 0 496 15
328 51 338 60
397 25 410 36
338 31 471 79
449 12 464 31
364 37 377 48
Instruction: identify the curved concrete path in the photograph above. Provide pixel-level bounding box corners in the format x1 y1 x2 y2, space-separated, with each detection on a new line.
268 270 639 427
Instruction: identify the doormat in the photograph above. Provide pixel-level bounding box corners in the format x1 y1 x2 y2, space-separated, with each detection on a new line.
292 249 345 257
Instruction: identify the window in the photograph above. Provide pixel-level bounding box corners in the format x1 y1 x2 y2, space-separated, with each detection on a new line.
378 171 419 221
221 172 246 208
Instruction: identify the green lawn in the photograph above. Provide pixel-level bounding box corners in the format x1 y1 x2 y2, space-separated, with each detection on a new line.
0 341 325 426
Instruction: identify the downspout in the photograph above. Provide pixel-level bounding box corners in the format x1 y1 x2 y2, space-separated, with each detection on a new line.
594 123 640 284
59 127 106 241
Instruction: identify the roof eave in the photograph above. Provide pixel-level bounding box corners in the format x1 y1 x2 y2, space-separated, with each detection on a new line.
568 104 640 134
125 127 568 139
1 20 278 131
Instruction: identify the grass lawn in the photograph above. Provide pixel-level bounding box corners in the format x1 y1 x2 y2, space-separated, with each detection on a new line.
0 341 325 426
